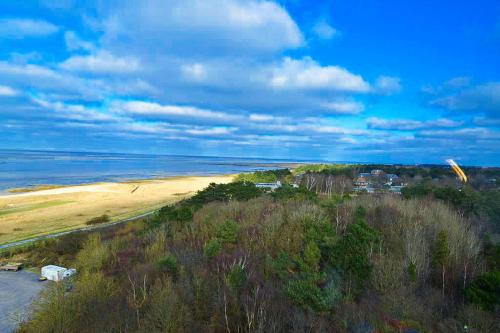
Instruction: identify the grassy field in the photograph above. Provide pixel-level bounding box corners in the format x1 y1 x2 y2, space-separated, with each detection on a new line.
0 175 233 245
0 200 74 217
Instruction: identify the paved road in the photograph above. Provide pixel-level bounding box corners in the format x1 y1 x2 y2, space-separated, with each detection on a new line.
0 209 158 251
0 270 45 332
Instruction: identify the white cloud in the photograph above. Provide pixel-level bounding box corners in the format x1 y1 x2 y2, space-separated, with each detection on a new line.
0 85 18 97
312 21 339 40
269 57 370 92
33 97 124 122
60 51 140 74
321 100 365 114
473 117 500 127
0 61 105 100
445 76 470 88
249 113 275 122
186 127 238 135
119 122 179 135
0 61 152 101
0 18 59 38
418 127 500 140
64 31 95 51
116 101 234 120
375 76 401 94
100 0 303 54
367 117 463 130
181 63 207 81
255 122 367 136
429 82 500 114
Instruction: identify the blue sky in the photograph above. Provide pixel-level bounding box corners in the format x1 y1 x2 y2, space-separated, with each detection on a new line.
0 0 499 165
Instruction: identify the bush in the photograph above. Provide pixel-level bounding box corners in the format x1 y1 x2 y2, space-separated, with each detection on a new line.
216 220 239 244
156 254 178 278
203 238 222 259
75 234 109 272
285 276 330 312
227 264 246 291
465 270 500 311
86 214 110 225
235 169 291 183
271 184 317 201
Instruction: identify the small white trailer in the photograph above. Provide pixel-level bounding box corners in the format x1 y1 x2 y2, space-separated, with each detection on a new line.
41 265 76 282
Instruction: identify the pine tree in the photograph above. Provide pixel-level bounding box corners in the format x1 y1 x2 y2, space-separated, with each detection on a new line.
432 230 450 297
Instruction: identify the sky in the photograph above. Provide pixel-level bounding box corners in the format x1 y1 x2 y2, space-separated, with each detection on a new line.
0 0 499 166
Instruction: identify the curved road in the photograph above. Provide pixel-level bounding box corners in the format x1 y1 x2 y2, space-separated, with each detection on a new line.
0 209 158 251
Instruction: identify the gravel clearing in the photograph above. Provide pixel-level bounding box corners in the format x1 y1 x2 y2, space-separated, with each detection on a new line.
0 270 45 332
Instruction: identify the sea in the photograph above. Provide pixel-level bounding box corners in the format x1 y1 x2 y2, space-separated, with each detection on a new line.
0 149 309 193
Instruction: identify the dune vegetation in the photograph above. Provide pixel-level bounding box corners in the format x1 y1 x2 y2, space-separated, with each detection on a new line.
8 168 498 332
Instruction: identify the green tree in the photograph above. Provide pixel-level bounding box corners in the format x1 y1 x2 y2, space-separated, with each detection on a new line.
432 230 450 296
465 270 500 311
331 216 380 297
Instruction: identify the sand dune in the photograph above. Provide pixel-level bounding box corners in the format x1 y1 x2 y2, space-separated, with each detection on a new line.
0 175 233 245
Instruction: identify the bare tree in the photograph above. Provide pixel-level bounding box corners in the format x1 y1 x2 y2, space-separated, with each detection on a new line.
127 273 148 329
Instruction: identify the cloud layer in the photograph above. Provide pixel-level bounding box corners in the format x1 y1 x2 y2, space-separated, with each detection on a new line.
0 0 498 165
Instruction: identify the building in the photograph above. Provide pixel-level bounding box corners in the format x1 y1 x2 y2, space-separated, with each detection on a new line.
354 170 405 194
41 265 76 282
255 180 282 191
386 174 399 181
385 174 399 185
389 185 404 194
354 176 368 189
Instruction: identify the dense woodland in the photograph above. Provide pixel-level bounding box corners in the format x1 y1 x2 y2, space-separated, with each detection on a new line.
4 166 499 332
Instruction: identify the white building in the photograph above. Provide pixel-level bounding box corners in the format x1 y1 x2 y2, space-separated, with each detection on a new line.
255 180 282 191
41 265 76 282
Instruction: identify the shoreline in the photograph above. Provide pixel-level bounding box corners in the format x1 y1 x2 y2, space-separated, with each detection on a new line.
1 174 237 198
0 174 234 245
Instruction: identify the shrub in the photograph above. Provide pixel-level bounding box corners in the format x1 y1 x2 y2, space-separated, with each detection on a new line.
465 270 500 311
144 228 168 262
75 234 109 272
235 169 291 183
302 241 321 272
285 276 330 312
142 278 190 332
203 238 222 259
86 214 110 225
156 254 178 278
271 184 317 201
216 220 239 244
22 270 117 332
227 264 246 291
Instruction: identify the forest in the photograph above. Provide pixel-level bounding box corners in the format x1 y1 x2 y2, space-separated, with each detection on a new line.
4 166 499 332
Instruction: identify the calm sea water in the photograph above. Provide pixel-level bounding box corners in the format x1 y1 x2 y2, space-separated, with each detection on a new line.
0 150 306 193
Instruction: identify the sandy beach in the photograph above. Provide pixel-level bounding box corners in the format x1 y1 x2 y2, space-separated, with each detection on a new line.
0 175 233 245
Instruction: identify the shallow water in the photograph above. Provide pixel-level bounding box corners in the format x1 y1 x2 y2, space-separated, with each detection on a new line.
0 150 307 192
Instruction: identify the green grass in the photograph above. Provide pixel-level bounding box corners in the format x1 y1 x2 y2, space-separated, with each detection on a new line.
0 200 74 216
